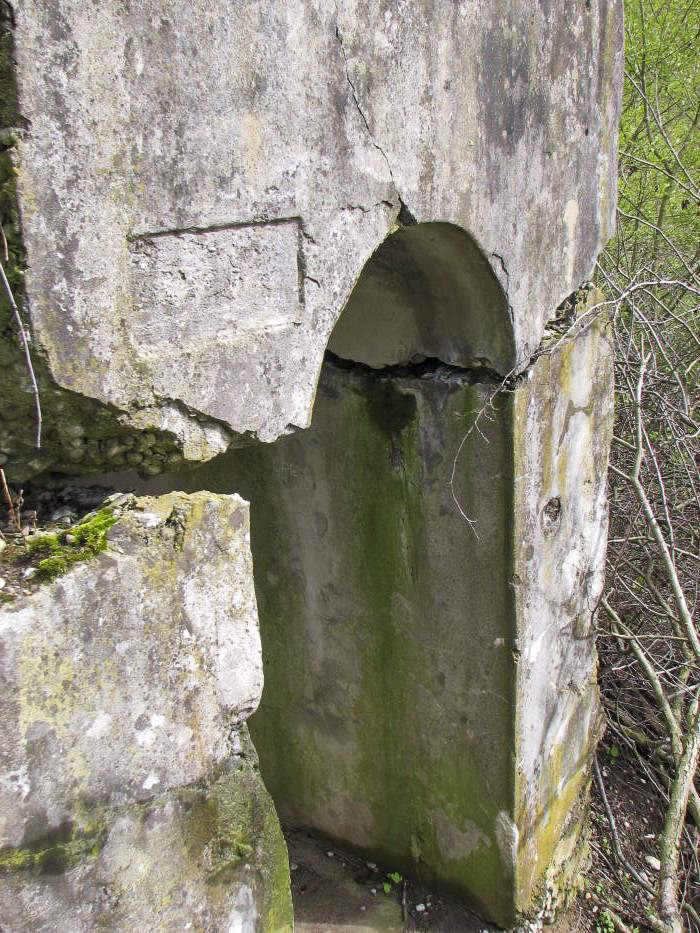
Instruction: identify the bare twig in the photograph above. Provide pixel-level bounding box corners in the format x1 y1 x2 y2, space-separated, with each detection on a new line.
0 468 21 533
0 254 41 449
658 694 700 932
593 755 657 898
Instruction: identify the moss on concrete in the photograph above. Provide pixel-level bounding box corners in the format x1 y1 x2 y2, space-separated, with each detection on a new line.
0 6 22 131
215 363 519 925
27 507 117 580
208 732 293 930
0 819 106 875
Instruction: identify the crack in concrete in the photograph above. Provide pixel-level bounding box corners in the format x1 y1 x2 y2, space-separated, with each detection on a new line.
325 350 508 386
334 17 415 224
490 251 514 321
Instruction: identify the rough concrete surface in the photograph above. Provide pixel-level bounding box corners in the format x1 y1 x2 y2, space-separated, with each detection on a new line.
1 0 622 478
0 729 293 932
513 311 614 911
0 491 261 848
0 492 293 931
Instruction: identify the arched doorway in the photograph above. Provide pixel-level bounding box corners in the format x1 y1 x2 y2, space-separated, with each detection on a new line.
212 223 519 923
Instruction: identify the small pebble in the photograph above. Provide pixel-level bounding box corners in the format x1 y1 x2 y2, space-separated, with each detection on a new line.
0 577 5 589
360 906 366 912
65 533 77 544
290 863 298 871
370 888 376 895
593 906 598 914
0 539 6 554
366 861 377 870
645 855 661 871
416 903 426 913
103 492 131 507
644 832 655 840
22 567 37 580
326 851 334 858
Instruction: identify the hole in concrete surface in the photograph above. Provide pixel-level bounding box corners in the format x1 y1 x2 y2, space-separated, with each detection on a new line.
542 496 562 533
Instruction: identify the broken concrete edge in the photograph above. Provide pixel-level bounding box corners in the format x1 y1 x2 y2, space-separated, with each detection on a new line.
1 0 622 483
0 134 237 484
0 727 294 933
1 490 264 845
0 489 294 929
327 283 606 394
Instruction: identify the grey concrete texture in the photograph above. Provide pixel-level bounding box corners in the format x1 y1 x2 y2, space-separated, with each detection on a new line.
513 310 614 908
0 728 294 932
1 0 622 477
0 491 263 850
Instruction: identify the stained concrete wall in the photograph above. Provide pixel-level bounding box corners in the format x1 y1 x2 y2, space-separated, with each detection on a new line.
0 493 293 931
194 361 518 925
128 301 613 925
513 315 614 909
1 0 622 480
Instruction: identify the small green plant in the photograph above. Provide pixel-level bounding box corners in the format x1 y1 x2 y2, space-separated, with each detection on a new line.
382 871 403 894
28 508 116 581
596 909 615 933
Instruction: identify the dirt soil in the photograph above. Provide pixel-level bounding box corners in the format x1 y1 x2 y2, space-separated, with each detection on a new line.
286 826 499 933
565 738 699 933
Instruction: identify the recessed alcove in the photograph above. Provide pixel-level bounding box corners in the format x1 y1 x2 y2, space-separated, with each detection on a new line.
112 222 608 927
129 222 522 924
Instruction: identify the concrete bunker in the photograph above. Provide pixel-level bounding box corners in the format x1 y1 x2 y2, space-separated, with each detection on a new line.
0 2 622 926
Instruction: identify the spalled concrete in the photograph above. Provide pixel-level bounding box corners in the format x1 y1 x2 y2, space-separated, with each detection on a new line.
1 0 621 479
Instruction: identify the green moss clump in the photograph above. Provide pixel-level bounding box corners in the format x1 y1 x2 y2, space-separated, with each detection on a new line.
27 508 117 581
0 820 106 875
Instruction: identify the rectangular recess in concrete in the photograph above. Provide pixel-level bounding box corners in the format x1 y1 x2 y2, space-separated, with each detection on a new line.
127 218 305 348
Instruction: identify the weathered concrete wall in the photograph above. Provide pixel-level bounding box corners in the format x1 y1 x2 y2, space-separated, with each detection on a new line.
0 1 621 926
1 0 622 479
128 301 613 925
513 314 614 911
0 492 293 931
210 362 518 925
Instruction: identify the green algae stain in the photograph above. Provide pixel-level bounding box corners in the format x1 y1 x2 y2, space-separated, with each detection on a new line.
181 733 293 931
340 376 425 854
28 508 117 581
0 820 107 875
